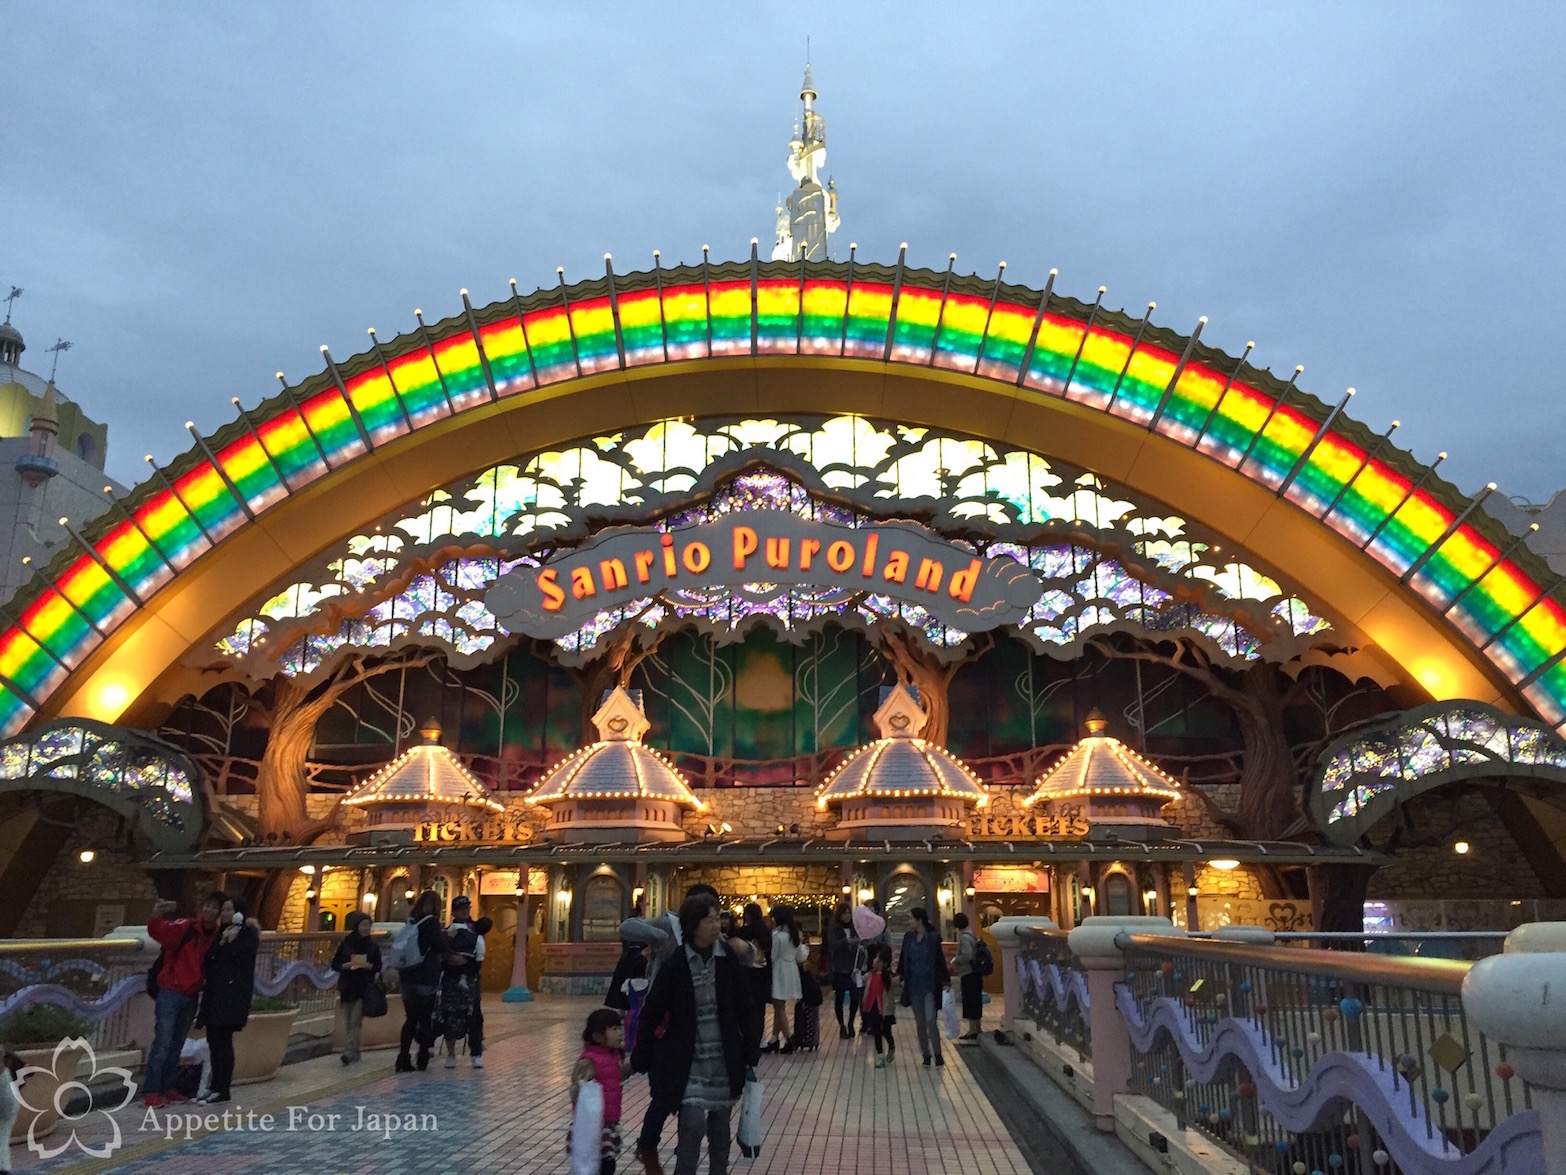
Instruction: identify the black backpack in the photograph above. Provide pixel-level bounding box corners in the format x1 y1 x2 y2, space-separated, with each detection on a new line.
973 939 995 978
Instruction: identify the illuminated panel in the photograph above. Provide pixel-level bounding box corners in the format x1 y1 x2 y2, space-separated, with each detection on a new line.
1 261 1561 738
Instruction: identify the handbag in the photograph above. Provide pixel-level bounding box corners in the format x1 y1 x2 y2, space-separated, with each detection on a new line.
361 976 389 1019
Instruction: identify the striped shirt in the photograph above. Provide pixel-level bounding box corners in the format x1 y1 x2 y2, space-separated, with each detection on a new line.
682 942 734 1110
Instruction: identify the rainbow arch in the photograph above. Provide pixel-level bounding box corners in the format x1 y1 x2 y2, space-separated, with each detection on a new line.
1 252 1561 735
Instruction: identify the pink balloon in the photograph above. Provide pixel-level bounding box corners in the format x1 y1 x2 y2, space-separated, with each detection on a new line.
852 905 887 939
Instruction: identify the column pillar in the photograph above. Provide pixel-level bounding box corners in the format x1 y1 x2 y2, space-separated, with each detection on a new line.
502 864 534 1003
1066 916 1183 1132
1182 861 1198 931
988 915 1056 1033
1464 922 1566 1174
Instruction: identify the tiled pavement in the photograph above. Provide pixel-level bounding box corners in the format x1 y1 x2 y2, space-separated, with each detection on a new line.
14 997 1031 1174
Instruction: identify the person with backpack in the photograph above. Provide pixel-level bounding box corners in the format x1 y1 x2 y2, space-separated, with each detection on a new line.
331 912 384 1066
436 916 480 1069
446 896 491 1068
194 897 260 1105
391 890 443 1073
142 891 225 1108
951 912 988 1042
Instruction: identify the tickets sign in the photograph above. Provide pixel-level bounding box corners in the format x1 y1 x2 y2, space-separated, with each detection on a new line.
485 511 1044 639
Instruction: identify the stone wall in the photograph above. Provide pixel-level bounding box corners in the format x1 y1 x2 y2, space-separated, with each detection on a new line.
1367 791 1545 901
12 810 159 938
670 864 843 907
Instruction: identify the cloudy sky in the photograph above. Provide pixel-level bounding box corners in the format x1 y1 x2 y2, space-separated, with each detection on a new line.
3 4 1563 501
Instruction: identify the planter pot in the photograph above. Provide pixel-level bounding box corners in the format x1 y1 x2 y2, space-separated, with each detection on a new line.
11 1045 84 1145
231 1008 299 1086
331 994 404 1053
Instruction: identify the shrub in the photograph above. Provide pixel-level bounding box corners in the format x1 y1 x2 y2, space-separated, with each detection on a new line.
0 1004 93 1047
248 995 299 1014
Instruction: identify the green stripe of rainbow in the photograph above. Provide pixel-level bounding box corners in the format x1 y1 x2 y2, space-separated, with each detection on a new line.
2 263 1560 735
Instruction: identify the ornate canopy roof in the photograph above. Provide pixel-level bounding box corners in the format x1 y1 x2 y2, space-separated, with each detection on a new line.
527 687 704 810
1023 713 1181 807
815 685 988 809
343 721 504 812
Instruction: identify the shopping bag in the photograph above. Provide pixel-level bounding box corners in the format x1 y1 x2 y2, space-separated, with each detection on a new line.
570 1080 604 1175
941 987 961 1039
737 1076 764 1158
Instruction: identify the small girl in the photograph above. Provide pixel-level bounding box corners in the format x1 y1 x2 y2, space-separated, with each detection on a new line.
570 1007 632 1175
862 944 897 1067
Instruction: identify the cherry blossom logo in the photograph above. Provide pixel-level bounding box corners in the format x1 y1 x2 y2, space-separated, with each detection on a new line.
15 1037 136 1158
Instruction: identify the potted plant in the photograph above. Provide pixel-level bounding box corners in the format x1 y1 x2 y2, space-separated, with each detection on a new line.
229 995 298 1085
0 1005 91 1144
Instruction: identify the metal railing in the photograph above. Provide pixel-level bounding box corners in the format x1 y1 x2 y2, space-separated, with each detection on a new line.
1116 933 1534 1175
1015 926 1091 1059
0 938 148 1053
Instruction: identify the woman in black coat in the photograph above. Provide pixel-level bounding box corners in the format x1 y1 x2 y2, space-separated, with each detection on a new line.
331 912 383 1065
196 897 260 1104
629 895 763 1117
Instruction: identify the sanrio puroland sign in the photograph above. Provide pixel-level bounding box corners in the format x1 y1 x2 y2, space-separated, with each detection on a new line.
484 510 1043 639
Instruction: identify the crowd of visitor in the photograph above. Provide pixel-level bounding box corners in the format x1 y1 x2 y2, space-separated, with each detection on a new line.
587 889 988 1175
133 880 988 1175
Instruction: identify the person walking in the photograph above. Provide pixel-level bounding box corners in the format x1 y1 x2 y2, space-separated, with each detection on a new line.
766 905 808 1054
622 883 754 1175
826 901 862 1039
330 912 382 1066
142 892 224 1107
895 906 950 1068
952 912 984 1041
630 894 761 1175
862 944 897 1067
437 917 481 1069
393 889 443 1073
194 898 259 1105
571 1007 633 1175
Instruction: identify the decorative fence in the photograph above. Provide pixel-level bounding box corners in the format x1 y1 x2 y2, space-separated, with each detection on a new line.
0 932 381 1056
1001 919 1557 1175
0 938 148 1053
1015 927 1091 1059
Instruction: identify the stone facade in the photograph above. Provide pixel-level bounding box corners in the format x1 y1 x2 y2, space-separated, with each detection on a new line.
12 810 159 938
1366 791 1546 901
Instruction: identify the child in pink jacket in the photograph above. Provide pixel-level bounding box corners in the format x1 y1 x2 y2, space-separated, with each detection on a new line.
571 1007 632 1175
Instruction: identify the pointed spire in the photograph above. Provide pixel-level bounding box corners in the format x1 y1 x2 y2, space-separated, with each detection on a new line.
774 62 841 261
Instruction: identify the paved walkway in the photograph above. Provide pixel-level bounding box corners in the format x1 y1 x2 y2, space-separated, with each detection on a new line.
15 997 1031 1175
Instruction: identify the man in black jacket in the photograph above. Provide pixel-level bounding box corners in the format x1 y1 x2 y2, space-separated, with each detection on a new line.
630 893 761 1175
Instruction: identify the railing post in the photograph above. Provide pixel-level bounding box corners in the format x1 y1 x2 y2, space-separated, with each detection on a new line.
990 916 1055 1031
1464 922 1566 1175
1066 916 1183 1132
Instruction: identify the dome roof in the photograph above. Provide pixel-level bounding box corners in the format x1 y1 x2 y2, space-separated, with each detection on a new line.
1023 714 1181 807
344 721 504 811
816 685 988 809
527 688 704 810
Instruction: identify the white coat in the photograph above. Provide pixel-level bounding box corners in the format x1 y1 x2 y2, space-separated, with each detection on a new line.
770 928 809 1000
